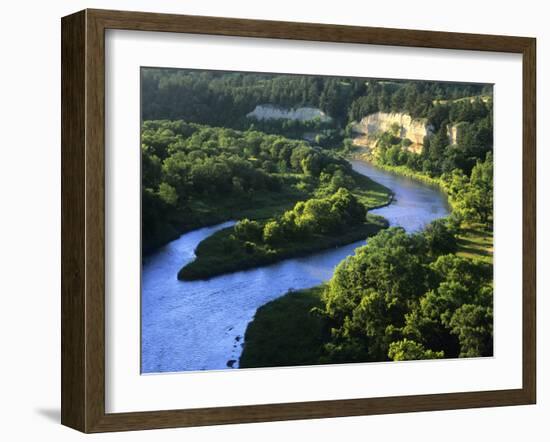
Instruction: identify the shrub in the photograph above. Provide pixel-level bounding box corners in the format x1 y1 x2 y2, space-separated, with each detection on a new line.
234 218 263 242
263 221 285 245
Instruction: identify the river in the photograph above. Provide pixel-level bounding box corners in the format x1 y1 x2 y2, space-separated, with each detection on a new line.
141 160 450 374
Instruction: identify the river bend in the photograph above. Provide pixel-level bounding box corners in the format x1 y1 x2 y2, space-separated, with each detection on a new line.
141 160 450 373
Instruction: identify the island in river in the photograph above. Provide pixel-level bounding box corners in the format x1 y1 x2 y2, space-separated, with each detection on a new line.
177 177 392 281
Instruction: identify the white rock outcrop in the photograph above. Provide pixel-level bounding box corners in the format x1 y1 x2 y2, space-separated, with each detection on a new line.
448 122 467 145
247 104 331 122
352 112 433 153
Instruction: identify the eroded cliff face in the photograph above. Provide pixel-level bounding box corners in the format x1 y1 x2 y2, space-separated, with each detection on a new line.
447 122 466 145
247 104 331 122
351 112 433 154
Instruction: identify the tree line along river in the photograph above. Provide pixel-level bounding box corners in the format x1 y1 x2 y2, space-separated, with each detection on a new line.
140 159 450 374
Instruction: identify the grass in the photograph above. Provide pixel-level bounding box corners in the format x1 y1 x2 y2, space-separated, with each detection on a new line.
187 178 310 229
182 168 393 233
176 167 392 280
349 170 395 209
457 223 493 264
239 286 329 368
143 181 310 255
352 151 444 189
178 215 388 280
144 185 309 254
146 171 392 255
239 224 494 369
239 165 494 369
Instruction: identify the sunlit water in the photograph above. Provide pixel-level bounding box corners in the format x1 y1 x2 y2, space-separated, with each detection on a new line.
141 160 450 373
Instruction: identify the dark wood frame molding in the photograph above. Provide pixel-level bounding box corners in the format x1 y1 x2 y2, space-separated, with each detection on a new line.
61 8 536 433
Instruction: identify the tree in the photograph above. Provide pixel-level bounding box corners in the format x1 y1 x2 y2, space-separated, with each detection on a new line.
468 153 493 224
446 154 493 226
450 303 493 357
300 153 322 176
319 226 493 364
423 219 458 256
322 228 431 361
158 182 178 206
234 219 263 242
428 124 450 170
427 104 450 131
262 221 285 246
388 339 444 361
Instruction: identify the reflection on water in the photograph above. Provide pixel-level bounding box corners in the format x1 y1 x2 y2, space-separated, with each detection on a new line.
351 160 450 231
141 160 450 373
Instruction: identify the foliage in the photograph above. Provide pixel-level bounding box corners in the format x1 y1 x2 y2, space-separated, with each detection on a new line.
373 97 492 178
178 186 387 280
143 69 366 128
442 153 493 225
234 219 263 242
241 224 493 367
141 70 494 253
261 188 367 246
178 215 387 281
141 120 368 252
347 82 489 122
140 68 494 366
388 339 444 361
319 226 493 363
423 218 458 256
449 303 493 357
142 68 489 149
373 143 493 229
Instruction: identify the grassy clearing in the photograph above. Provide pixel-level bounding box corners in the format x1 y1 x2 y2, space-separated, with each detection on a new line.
187 186 307 225
149 170 392 255
188 170 392 226
144 183 310 255
178 215 388 280
457 223 493 264
239 286 329 368
177 167 392 280
350 171 394 209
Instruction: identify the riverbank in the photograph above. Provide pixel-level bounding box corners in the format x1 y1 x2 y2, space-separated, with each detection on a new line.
239 286 329 368
351 150 446 190
351 153 493 264
143 156 455 372
178 214 388 281
144 168 392 256
239 158 493 368
143 184 309 255
176 163 393 281
238 224 494 369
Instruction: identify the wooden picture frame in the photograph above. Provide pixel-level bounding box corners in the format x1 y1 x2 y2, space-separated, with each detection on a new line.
61 8 536 433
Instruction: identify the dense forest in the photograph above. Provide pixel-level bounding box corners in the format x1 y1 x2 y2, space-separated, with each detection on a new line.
142 68 493 244
142 69 491 125
240 221 493 368
141 120 390 253
142 68 491 147
141 68 494 365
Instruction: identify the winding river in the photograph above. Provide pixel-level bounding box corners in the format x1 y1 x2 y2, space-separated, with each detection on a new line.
141 160 450 374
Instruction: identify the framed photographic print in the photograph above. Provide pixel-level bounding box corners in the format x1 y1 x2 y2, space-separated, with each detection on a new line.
61 9 536 433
